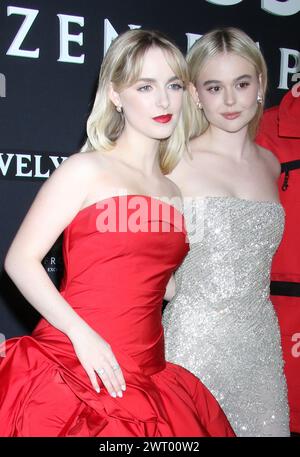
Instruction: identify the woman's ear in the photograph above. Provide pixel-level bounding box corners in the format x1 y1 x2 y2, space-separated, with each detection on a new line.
258 73 263 100
189 82 202 110
108 82 122 110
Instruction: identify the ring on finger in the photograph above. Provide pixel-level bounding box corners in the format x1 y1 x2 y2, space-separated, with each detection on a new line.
112 364 120 372
97 368 105 376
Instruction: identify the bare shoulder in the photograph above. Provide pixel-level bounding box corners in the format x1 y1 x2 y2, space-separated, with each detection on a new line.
46 150 112 198
164 176 182 200
167 149 192 184
257 145 281 178
54 151 104 180
28 151 106 224
161 176 184 213
4 151 108 264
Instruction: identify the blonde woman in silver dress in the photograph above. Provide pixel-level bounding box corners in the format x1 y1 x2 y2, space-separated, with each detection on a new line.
162 27 290 437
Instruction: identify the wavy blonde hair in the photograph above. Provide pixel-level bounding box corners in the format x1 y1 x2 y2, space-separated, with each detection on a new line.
80 29 189 174
185 27 268 140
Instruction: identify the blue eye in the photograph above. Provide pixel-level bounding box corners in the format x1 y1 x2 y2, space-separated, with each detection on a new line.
169 83 183 90
137 85 152 92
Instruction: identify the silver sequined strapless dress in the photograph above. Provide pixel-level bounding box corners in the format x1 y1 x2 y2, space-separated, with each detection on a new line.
163 196 290 437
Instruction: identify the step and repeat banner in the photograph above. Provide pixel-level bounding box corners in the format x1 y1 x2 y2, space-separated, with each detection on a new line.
0 0 300 337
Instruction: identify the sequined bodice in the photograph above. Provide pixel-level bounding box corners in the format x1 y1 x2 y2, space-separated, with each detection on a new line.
173 196 284 311
163 197 289 437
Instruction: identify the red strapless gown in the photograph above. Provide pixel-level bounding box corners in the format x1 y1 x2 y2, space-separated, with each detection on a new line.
0 195 234 437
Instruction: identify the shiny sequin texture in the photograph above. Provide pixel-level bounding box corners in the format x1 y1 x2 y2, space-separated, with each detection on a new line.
163 196 290 437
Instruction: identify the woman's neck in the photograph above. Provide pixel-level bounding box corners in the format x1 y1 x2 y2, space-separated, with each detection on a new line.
112 129 162 177
201 125 254 161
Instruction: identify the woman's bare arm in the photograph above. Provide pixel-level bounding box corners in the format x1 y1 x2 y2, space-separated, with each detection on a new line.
164 274 175 302
4 153 92 335
4 153 126 396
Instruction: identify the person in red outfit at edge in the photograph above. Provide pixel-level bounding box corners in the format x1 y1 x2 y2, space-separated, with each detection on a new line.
256 82 300 434
0 29 234 437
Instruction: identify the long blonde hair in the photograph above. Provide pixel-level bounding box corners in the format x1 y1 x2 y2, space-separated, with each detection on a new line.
185 27 268 140
81 29 189 174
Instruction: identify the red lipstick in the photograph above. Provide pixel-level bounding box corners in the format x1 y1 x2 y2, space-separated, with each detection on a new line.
221 112 241 120
152 114 173 123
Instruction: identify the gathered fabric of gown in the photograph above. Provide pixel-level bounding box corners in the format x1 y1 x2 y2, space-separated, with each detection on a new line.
163 196 290 437
0 195 235 437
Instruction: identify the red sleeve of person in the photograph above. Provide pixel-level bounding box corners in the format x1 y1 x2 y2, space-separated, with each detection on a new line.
256 84 300 434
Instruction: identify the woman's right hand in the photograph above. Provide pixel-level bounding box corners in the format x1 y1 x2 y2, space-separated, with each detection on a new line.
67 324 126 398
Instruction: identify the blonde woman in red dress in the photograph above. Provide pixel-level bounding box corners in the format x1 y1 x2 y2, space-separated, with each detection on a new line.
0 29 234 437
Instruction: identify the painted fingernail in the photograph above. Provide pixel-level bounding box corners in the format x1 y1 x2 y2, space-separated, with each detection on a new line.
121 385 126 391
111 392 117 398
117 391 123 398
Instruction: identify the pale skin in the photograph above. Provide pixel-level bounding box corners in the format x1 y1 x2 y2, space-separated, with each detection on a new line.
165 52 281 301
4 46 185 398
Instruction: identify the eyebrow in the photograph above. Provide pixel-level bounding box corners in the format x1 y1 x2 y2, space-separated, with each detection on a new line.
136 76 181 84
203 74 253 86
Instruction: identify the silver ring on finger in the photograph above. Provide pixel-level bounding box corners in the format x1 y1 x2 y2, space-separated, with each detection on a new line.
112 364 120 372
97 368 105 376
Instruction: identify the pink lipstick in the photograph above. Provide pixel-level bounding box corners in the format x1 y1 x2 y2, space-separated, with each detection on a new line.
152 114 173 123
221 112 241 120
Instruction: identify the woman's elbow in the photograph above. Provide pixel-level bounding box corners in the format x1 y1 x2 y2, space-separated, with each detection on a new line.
4 244 28 278
4 249 17 277
164 277 176 302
